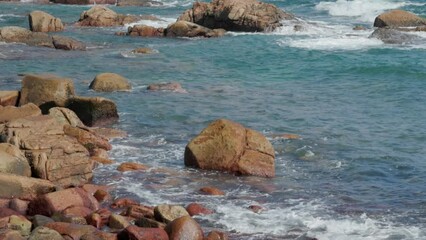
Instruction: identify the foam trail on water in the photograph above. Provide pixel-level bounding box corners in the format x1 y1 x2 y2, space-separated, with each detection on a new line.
315 0 407 22
124 17 176 29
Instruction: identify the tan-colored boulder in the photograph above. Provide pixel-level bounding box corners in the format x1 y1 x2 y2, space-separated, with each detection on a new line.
66 96 119 127
52 35 86 50
132 47 156 54
19 74 75 112
108 214 130 229
199 186 225 196
48 107 84 127
29 226 64 240
77 6 140 27
89 73 132 92
0 173 55 200
374 10 426 28
0 143 31 177
63 125 112 151
29 11 64 33
117 162 149 172
0 103 41 123
154 204 189 224
178 0 294 32
147 82 187 93
6 215 32 237
28 187 99 216
184 119 275 177
165 21 225 38
118 225 169 240
0 91 19 107
165 216 203 240
127 25 165 37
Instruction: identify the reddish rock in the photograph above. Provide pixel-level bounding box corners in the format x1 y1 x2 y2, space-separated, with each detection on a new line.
81 184 109 196
186 203 213 216
62 206 93 218
205 230 229 240
63 125 112 151
91 156 115 165
185 119 275 177
0 91 19 107
111 198 139 209
0 229 25 240
128 25 165 37
165 21 225 38
118 225 169 240
125 205 155 219
165 216 203 240
45 222 99 240
0 103 41 123
0 208 22 218
28 187 99 217
199 187 225 196
0 199 10 208
8 199 29 215
117 162 149 172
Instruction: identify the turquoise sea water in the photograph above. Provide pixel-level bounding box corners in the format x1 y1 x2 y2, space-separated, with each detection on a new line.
1 0 426 239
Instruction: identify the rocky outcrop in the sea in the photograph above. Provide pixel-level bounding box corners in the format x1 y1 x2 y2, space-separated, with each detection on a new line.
165 21 226 38
76 6 152 27
127 25 165 37
184 119 275 177
374 10 426 28
89 73 132 92
177 0 294 32
29 11 64 33
66 97 119 127
0 26 86 50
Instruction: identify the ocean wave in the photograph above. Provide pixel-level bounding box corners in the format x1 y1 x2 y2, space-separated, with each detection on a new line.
315 0 407 22
0 14 22 21
123 17 176 29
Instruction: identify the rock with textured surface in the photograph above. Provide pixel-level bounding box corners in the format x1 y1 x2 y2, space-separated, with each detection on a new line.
0 173 55 200
199 186 225 196
205 231 229 240
370 28 423 44
29 11 64 33
165 216 203 240
154 204 189 224
165 21 225 38
184 119 275 177
127 25 165 37
0 143 31 177
29 226 64 240
77 6 140 27
48 107 84 127
186 203 213 216
66 97 119 127
374 10 426 28
63 125 112 151
178 0 294 32
0 91 19 107
8 215 32 237
0 103 41 123
89 73 131 92
108 214 130 229
52 35 86 50
44 222 100 240
118 225 169 240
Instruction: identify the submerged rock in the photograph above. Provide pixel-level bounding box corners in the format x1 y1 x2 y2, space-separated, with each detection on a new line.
178 0 294 32
374 10 426 28
370 27 423 44
185 119 275 177
29 11 64 33
147 82 187 93
132 47 156 54
89 73 132 92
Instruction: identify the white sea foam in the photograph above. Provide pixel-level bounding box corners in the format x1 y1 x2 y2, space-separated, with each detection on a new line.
124 17 176 29
315 0 407 22
0 14 21 21
281 35 384 51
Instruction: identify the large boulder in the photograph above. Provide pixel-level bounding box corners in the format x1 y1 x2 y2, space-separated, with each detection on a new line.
165 216 203 240
48 107 84 127
3 115 93 187
370 27 423 44
127 25 165 37
184 119 275 177
118 225 169 240
374 10 426 28
0 143 31 177
165 21 226 38
29 226 64 240
19 74 75 113
0 103 41 124
0 173 56 200
76 6 140 27
0 91 19 107
66 97 119 127
29 11 64 33
89 73 132 92
178 0 294 32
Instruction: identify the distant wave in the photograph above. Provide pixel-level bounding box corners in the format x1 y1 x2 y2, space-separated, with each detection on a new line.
0 14 22 21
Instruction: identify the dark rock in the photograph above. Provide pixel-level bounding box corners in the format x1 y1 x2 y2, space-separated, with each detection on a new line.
66 96 119 127
118 225 169 240
52 35 86 50
370 27 423 44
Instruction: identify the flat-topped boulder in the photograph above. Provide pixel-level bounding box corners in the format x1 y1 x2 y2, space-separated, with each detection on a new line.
185 119 275 177
77 6 142 27
0 103 41 124
66 97 119 127
374 10 426 28
29 11 64 33
89 73 132 92
178 0 294 32
165 21 226 38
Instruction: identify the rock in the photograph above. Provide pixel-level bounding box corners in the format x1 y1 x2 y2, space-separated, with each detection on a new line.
19 74 75 112
32 215 54 228
0 208 22 218
9 199 29 215
199 186 224 196
52 212 88 225
117 0 163 6
90 128 128 140
29 226 64 240
147 82 186 93
178 0 294 32
154 204 190 224
108 214 130 229
0 229 25 240
0 199 11 208
205 230 229 240
353 25 366 31
0 91 19 107
135 217 166 229
374 10 426 28
370 27 423 44
0 143 31 177
91 156 115 165
0 173 55 200
111 198 139 209
28 187 99 217
3 115 93 187
48 107 84 127
416 26 426 31
52 35 86 51
44 222 99 240
127 25 165 37
165 21 225 38
117 162 149 172
125 205 155 219
89 73 132 92
52 0 116 4
29 11 64 33
132 47 155 54
118 225 169 240
0 103 41 123
86 213 102 229
186 203 213 216
8 215 32 237
63 125 112 151
77 6 140 27
248 205 263 213
165 216 203 240
66 97 119 127
62 206 93 218
184 119 275 177
93 189 110 203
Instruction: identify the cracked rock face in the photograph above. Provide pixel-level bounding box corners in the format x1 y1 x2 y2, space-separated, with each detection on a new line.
184 119 275 177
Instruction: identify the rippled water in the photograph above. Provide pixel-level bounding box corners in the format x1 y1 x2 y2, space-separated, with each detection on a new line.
1 0 426 239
